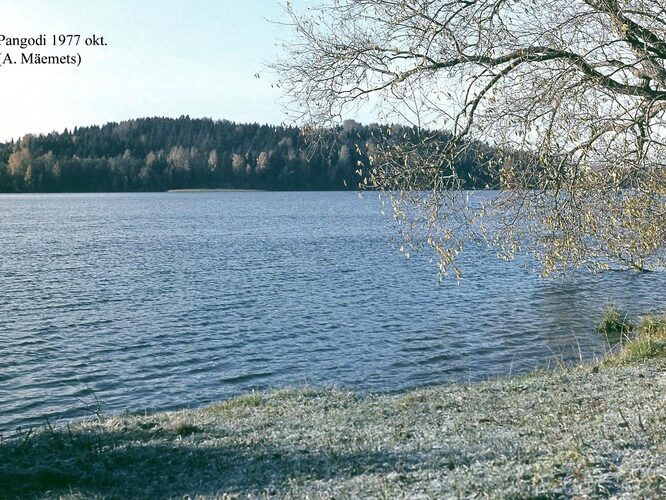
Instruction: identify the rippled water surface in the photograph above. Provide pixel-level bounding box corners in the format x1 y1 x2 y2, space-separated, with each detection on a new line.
1 192 663 433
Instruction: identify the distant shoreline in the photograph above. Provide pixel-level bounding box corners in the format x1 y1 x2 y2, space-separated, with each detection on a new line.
166 188 264 193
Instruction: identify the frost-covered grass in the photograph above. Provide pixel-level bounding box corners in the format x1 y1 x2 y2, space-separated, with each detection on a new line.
2 353 666 499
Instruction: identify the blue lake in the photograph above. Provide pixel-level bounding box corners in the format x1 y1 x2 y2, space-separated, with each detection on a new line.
0 192 663 433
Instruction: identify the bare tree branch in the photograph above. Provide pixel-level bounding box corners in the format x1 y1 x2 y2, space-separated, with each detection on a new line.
275 0 666 277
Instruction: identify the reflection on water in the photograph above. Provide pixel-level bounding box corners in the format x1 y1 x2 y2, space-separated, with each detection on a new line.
0 192 662 433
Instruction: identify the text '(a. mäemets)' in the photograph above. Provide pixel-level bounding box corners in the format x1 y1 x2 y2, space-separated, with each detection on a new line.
0 52 81 66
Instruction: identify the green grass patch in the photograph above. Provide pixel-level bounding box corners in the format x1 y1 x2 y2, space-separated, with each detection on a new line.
595 304 634 335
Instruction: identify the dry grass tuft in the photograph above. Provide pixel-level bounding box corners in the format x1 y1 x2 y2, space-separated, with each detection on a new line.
605 312 666 365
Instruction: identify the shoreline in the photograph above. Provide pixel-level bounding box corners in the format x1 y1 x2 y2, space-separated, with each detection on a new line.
166 188 264 192
2 344 665 498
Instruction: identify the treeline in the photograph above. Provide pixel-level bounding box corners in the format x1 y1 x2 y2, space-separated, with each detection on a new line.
0 116 494 192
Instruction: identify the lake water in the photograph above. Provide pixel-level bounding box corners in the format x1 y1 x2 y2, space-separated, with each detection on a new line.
0 192 663 434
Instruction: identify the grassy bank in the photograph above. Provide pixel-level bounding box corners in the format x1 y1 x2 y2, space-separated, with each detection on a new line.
3 321 666 498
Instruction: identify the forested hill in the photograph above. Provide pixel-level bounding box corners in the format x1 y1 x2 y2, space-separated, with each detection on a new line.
0 116 491 192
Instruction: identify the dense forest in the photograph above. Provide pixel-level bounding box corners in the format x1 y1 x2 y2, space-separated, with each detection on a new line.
0 116 493 192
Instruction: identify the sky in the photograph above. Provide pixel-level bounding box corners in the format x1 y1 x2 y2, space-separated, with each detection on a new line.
0 0 302 141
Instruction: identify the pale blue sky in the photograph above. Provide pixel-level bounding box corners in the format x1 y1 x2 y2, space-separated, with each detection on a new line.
0 0 302 141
